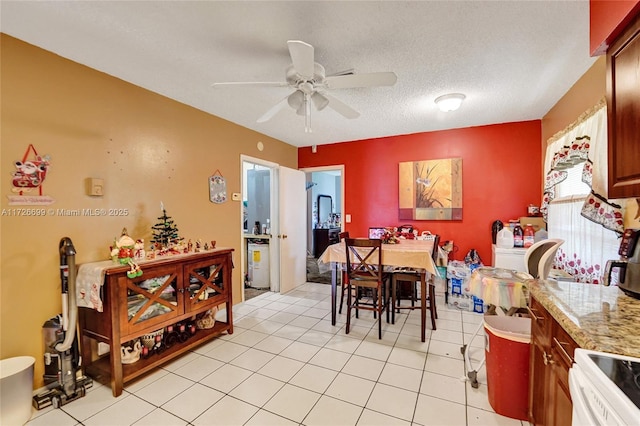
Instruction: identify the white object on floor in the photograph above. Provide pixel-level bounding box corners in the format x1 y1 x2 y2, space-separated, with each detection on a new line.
0 356 35 426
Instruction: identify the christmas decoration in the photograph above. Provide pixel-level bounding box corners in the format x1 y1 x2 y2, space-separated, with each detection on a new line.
381 229 400 244
151 203 184 249
111 228 136 264
8 143 55 205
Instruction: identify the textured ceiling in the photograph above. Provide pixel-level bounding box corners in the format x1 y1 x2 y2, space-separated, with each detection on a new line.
1 1 597 148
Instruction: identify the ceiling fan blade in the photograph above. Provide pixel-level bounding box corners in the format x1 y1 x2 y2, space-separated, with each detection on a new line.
322 93 360 119
325 72 397 89
287 40 315 79
212 81 288 88
257 95 291 123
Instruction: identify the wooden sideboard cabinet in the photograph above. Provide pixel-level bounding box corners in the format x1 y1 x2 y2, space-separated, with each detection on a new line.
313 227 340 257
607 12 640 198
527 295 578 426
79 249 234 397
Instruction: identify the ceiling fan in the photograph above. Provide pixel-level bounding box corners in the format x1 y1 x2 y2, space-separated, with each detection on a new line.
212 40 397 133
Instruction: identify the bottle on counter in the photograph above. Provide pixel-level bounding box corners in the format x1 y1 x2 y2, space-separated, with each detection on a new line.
491 220 504 244
523 224 535 248
513 224 524 248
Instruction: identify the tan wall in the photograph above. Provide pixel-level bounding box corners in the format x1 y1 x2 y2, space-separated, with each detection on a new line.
541 56 606 143
0 35 297 386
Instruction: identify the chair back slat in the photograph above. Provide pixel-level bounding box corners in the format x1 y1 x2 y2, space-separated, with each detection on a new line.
344 238 383 281
431 234 440 262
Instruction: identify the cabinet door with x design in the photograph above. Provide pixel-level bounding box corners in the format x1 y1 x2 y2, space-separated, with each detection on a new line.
184 256 230 314
120 264 183 336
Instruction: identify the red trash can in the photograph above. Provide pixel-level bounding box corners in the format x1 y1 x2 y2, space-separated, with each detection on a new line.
484 315 531 421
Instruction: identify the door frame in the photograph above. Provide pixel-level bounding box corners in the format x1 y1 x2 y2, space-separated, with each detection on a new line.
300 165 345 257
240 155 278 302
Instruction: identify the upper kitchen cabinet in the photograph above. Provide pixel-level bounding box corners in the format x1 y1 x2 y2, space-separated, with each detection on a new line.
607 11 640 199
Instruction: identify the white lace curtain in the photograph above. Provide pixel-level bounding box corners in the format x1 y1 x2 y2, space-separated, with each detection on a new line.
542 99 623 283
547 197 619 283
541 100 624 234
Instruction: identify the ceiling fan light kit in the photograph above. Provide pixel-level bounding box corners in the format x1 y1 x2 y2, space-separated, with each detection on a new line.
212 40 397 133
435 93 466 112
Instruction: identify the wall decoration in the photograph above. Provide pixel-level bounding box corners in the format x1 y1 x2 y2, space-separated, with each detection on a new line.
398 157 462 220
7 144 55 205
209 169 227 203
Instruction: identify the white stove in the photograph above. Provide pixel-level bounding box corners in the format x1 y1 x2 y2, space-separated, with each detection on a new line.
569 348 640 425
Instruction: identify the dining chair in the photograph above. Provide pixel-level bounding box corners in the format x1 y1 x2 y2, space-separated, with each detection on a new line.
524 239 564 280
390 234 440 330
344 237 390 339
337 231 350 314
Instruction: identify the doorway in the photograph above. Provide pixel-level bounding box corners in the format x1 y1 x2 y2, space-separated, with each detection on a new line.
301 166 344 284
241 156 308 300
242 159 273 300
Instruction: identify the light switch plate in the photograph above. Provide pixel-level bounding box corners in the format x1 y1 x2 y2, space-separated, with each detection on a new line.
345 214 351 223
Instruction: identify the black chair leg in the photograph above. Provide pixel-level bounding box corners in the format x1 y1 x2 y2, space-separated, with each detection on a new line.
429 284 437 330
377 288 382 339
385 280 390 324
391 276 397 324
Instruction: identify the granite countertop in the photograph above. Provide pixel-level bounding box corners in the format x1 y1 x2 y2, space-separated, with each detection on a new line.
529 280 640 358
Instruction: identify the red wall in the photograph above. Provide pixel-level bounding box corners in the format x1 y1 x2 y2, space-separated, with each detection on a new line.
590 0 640 55
299 121 542 265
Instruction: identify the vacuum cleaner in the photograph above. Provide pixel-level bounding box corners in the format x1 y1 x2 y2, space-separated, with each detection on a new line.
33 237 93 410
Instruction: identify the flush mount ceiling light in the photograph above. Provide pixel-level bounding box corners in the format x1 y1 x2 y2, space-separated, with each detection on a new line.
435 93 466 112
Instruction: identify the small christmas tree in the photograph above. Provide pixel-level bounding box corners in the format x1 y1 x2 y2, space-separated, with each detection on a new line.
151 208 183 248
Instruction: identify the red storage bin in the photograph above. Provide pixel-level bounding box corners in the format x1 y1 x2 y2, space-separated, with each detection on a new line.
484 316 531 421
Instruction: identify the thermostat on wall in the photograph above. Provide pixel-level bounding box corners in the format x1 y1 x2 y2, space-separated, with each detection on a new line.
85 178 104 196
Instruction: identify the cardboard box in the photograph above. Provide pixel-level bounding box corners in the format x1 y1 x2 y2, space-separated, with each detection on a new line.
519 216 546 232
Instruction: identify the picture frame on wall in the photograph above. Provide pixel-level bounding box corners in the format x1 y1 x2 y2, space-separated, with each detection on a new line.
398 157 462 220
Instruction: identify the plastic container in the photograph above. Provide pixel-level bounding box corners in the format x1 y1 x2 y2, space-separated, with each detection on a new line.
0 356 35 426
523 224 535 248
513 224 524 248
534 228 548 243
496 227 514 249
484 316 531 421
491 220 504 244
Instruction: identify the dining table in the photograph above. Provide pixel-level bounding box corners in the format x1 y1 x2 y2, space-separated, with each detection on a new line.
317 239 438 342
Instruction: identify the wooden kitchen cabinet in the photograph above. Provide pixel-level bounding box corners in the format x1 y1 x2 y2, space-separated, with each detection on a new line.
528 296 551 425
528 295 578 426
79 249 234 397
607 12 640 198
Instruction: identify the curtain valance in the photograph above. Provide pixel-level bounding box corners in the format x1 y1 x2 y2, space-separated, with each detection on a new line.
541 99 624 235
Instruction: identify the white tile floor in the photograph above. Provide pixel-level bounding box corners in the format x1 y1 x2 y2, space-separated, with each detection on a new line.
26 282 527 426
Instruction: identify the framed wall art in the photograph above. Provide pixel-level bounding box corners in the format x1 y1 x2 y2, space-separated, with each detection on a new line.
398 157 462 220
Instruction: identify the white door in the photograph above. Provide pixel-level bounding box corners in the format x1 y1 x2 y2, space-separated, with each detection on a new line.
276 166 307 294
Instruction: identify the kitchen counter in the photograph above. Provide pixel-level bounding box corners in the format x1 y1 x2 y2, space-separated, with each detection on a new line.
529 280 640 358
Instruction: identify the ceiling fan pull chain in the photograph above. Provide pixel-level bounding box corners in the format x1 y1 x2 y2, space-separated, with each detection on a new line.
305 92 312 133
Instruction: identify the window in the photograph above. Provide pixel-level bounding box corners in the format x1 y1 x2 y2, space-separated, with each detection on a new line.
542 102 621 283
